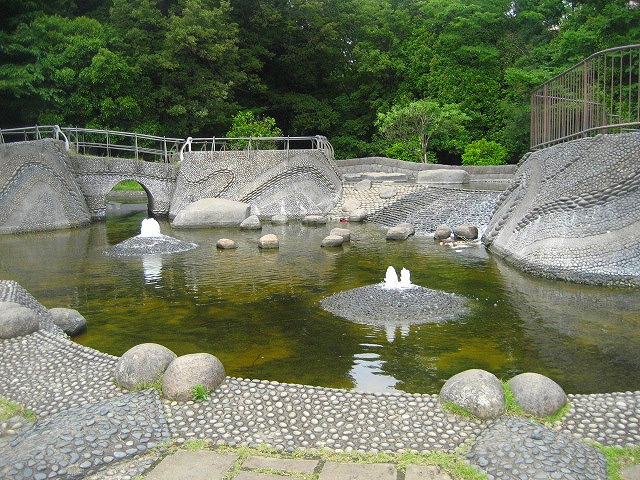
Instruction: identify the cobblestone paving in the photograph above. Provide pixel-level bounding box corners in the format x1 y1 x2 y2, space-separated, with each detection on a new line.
1 332 639 479
466 417 608 480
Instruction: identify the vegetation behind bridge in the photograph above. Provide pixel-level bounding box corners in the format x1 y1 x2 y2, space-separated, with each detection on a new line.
0 0 638 163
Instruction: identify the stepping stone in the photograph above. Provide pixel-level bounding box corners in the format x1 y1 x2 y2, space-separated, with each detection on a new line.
242 456 318 474
405 464 453 480
235 472 306 480
145 451 237 480
318 462 397 480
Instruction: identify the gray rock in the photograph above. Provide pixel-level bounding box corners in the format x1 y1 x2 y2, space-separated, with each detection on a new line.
270 214 288 225
417 169 470 184
0 302 39 339
386 223 415 241
341 199 361 213
171 198 251 228
216 238 238 250
240 215 262 230
379 186 397 199
453 224 479 240
354 179 372 191
301 215 327 225
348 209 367 222
434 224 453 240
49 308 87 337
162 353 226 401
330 228 351 242
507 372 568 417
115 343 177 391
258 234 279 249
440 369 505 420
321 235 344 247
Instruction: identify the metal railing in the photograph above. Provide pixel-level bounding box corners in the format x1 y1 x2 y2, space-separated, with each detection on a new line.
531 44 640 149
179 135 334 161
0 125 335 163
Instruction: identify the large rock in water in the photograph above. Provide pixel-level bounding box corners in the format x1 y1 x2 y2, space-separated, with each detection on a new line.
440 369 505 420
483 133 640 286
172 198 251 228
49 307 87 337
115 343 177 391
0 302 39 339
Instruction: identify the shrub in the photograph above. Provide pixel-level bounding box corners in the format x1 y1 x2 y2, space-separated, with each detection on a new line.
462 138 508 166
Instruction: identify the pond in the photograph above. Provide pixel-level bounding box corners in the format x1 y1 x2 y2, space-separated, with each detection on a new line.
0 201 638 395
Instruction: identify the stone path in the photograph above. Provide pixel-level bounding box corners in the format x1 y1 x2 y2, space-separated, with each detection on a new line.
1 331 639 479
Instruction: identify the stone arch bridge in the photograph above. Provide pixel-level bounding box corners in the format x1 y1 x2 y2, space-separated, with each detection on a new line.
0 128 342 233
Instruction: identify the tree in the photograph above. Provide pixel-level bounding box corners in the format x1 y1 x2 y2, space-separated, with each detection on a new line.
376 99 468 163
462 138 508 165
225 111 283 149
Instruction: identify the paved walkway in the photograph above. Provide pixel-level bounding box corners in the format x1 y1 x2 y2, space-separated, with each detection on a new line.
1 331 639 479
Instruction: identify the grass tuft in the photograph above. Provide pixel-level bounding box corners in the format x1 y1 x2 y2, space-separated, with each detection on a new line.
598 444 640 480
0 397 36 422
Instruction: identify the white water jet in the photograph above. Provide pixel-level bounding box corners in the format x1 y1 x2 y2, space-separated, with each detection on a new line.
139 218 162 238
383 266 413 289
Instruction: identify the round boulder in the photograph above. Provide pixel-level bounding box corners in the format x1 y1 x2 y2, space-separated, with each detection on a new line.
354 179 372 191
434 224 453 240
216 238 238 250
172 198 251 228
240 215 262 230
507 372 568 417
330 228 351 242
386 223 415 241
417 169 470 184
115 343 177 391
341 199 361 213
440 369 506 420
49 307 87 337
321 234 344 247
0 302 39 339
162 353 226 401
348 209 367 222
258 234 279 249
301 215 327 226
271 214 288 225
453 224 479 240
379 186 397 199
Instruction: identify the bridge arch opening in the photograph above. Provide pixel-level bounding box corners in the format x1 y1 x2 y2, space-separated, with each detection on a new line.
106 179 152 244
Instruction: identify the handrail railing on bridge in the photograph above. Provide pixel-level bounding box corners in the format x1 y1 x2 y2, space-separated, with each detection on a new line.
531 44 640 150
0 126 335 164
181 135 334 162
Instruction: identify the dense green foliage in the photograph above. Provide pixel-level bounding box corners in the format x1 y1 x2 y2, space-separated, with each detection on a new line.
462 138 508 166
1 0 637 163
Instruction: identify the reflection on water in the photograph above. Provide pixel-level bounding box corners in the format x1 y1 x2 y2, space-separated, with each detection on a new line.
0 201 638 394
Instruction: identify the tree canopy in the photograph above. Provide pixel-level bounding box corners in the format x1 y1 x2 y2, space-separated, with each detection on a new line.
0 0 637 163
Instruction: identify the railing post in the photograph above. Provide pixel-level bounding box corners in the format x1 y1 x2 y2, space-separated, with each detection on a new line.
135 133 139 161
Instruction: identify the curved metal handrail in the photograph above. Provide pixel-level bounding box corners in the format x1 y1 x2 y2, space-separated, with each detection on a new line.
531 44 640 149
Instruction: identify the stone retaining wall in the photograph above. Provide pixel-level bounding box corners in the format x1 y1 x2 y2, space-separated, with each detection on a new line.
483 132 640 286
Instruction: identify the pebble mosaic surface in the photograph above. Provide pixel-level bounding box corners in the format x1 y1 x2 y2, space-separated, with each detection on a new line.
483 133 640 286
320 284 469 327
0 390 170 480
466 417 607 480
1 331 640 479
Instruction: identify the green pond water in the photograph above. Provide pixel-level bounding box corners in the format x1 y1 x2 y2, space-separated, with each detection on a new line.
1 201 639 395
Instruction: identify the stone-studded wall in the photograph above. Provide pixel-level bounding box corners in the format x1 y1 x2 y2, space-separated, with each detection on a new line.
483 133 640 287
0 139 91 234
170 149 342 219
67 155 178 219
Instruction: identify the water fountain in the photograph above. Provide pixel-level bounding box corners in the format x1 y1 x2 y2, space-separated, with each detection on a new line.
321 266 468 329
383 266 413 289
104 218 198 256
